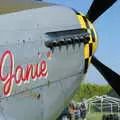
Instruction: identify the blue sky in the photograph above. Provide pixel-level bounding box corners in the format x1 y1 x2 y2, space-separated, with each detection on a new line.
45 0 120 84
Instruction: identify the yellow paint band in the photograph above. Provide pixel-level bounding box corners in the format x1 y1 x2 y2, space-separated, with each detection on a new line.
76 14 98 73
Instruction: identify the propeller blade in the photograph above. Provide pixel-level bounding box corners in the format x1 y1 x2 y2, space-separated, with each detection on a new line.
86 0 117 23
91 56 120 96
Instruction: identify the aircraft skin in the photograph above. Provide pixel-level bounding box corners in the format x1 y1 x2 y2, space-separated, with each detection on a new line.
0 2 97 120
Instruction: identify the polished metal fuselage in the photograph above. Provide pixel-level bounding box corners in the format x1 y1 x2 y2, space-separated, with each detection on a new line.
0 6 85 120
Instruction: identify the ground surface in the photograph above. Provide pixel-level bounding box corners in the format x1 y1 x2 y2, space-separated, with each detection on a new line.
87 112 103 120
87 112 120 120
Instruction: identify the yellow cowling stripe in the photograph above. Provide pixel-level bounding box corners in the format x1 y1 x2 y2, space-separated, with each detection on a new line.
76 14 98 72
77 15 90 59
77 15 86 28
88 20 98 54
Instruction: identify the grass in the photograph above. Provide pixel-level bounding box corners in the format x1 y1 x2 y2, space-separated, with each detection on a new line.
87 112 103 120
86 112 120 120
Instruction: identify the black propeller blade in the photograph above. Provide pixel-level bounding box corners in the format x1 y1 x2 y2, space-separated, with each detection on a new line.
86 0 117 23
91 56 120 96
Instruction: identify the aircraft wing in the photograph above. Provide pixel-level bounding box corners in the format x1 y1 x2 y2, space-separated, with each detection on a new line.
0 0 54 14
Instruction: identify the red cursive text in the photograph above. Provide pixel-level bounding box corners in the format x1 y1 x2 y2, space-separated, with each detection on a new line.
0 50 48 96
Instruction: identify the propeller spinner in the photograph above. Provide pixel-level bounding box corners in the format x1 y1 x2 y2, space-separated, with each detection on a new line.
74 0 119 95
87 0 120 95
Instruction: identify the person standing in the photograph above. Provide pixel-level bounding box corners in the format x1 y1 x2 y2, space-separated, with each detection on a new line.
80 100 88 120
75 105 81 120
62 107 68 120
